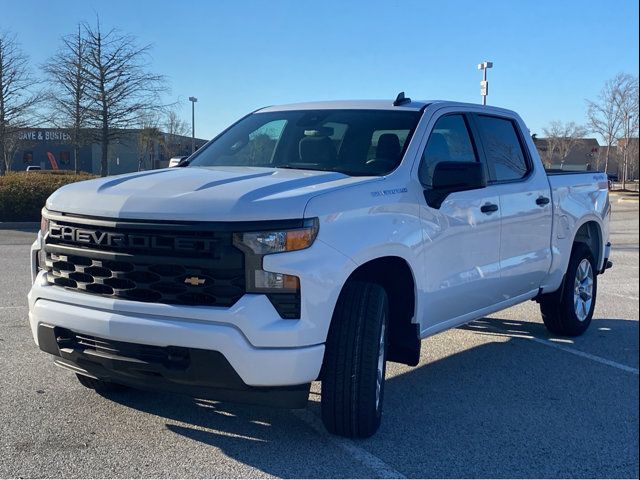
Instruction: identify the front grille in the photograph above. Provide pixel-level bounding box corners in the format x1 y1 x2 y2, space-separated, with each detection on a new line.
43 217 246 307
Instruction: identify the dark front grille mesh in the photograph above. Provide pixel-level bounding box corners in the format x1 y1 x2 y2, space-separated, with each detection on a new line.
46 252 245 306
43 219 246 307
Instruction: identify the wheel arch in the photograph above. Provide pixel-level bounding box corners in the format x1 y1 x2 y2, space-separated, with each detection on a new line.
337 255 420 366
572 219 603 269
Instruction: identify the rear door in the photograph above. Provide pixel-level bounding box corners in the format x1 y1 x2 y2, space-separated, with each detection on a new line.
471 113 553 299
416 111 504 328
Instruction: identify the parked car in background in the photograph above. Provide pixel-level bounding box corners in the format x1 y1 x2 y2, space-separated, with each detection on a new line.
26 166 42 171
28 97 612 438
168 156 188 167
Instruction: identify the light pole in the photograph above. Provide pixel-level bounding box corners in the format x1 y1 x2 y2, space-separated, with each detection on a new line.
477 61 493 106
189 96 198 154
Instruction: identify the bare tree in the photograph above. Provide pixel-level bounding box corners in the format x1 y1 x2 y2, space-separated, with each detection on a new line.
2 131 27 172
542 120 588 169
534 135 558 168
136 111 161 171
626 138 639 182
613 74 639 189
586 75 628 173
82 19 166 176
42 25 90 173
162 109 190 160
0 32 43 174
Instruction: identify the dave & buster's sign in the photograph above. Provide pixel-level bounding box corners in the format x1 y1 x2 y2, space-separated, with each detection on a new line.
18 130 72 142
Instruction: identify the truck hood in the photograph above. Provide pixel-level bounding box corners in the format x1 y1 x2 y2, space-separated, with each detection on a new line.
46 166 377 221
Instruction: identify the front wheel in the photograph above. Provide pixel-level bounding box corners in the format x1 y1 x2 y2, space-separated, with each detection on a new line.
539 243 597 336
321 281 389 439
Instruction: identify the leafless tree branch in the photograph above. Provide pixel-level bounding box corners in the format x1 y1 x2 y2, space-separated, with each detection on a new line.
81 18 168 176
0 31 44 174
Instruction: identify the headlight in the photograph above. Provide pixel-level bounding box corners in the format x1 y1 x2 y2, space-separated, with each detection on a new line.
233 218 318 304
37 246 47 272
254 270 300 291
37 212 50 272
40 212 50 236
234 218 319 255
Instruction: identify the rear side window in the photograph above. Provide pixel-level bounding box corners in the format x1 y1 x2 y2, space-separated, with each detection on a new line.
418 114 477 187
475 115 529 182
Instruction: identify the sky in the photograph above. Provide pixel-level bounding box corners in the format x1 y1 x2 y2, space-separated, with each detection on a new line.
1 0 638 140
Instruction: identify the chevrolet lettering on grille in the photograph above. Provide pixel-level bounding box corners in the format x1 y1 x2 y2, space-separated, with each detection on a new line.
48 224 216 253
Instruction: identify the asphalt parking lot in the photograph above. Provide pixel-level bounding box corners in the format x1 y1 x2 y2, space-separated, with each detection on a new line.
0 196 637 479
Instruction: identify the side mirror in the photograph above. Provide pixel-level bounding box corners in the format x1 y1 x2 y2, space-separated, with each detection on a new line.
424 161 486 209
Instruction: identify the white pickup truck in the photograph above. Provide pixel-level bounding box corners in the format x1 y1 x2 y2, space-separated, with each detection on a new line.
28 97 612 438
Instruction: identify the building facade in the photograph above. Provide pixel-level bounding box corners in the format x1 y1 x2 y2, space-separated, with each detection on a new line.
10 128 207 174
533 136 639 180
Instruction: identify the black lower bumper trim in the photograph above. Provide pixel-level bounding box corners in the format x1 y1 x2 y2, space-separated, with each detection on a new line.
37 323 309 409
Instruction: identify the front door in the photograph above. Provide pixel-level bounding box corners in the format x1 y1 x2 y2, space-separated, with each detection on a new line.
417 112 503 330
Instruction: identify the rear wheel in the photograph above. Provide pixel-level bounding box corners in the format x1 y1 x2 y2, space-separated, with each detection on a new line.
75 373 127 393
539 243 597 336
321 281 389 438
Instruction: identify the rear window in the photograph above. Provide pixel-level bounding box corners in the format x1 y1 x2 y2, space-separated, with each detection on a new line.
475 115 529 182
188 109 421 176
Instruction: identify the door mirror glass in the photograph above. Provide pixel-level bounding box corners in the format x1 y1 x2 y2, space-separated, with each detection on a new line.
425 161 486 209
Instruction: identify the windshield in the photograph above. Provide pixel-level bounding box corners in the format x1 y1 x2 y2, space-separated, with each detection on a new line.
188 109 421 176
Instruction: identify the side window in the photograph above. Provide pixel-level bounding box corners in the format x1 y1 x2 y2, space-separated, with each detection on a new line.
475 115 529 182
418 114 477 187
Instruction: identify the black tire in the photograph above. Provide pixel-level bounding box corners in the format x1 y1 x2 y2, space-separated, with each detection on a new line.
321 281 389 439
76 373 127 393
539 243 597 336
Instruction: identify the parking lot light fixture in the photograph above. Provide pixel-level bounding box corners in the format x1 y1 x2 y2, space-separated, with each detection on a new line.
189 96 198 154
477 61 493 106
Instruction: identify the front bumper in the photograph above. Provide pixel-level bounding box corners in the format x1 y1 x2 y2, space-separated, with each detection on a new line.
28 285 324 388
37 323 310 408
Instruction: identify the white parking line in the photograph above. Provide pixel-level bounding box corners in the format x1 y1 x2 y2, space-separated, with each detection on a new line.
607 292 640 301
0 306 25 310
479 329 639 375
528 336 639 375
292 409 405 479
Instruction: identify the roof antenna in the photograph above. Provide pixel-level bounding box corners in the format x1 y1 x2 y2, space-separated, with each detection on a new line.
393 91 411 106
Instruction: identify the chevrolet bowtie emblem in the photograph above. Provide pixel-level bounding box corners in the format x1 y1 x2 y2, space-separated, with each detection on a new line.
184 276 206 286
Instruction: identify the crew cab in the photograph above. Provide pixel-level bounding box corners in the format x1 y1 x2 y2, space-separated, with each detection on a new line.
28 96 612 438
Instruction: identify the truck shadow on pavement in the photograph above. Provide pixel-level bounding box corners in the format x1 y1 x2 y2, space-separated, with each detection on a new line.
104 317 639 478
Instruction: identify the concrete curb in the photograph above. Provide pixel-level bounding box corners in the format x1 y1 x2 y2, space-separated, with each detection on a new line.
0 222 40 230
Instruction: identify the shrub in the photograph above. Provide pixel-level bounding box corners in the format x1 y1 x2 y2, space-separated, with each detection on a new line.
0 171 97 222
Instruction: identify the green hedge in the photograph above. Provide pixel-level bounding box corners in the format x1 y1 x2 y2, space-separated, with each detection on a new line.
0 171 97 222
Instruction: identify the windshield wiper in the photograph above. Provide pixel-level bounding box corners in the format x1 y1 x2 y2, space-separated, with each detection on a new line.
275 164 339 172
